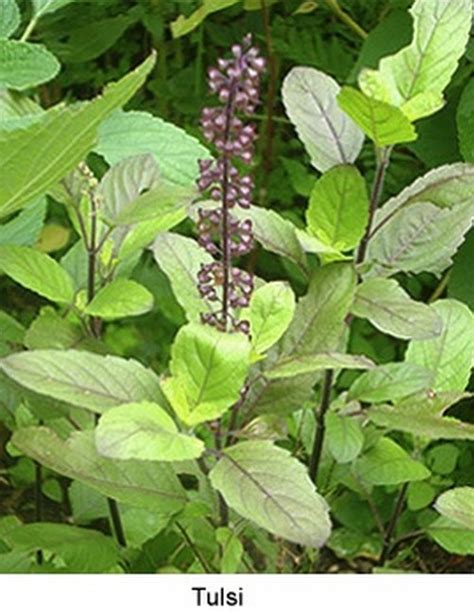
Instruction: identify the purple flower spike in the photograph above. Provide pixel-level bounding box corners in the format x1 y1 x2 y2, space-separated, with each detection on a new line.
196 34 265 333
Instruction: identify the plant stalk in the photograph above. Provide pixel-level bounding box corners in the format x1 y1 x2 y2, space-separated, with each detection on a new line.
378 483 409 566
309 369 334 485
34 462 43 565
324 0 368 40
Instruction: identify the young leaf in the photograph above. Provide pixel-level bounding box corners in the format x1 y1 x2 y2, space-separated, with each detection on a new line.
216 528 244 574
353 437 430 485
209 440 332 547
266 352 375 380
406 299 474 391
306 165 369 251
435 487 474 531
168 323 251 425
0 310 25 344
360 0 472 120
0 349 164 413
0 0 20 38
281 262 356 356
348 362 433 403
95 110 209 187
367 392 474 441
24 307 88 351
95 402 205 462
428 518 474 555
12 428 187 513
246 281 295 355
326 413 364 464
0 40 60 91
84 279 154 321
152 232 214 322
0 53 156 218
4 523 118 573
352 278 442 340
0 245 74 304
282 67 364 173
337 87 417 146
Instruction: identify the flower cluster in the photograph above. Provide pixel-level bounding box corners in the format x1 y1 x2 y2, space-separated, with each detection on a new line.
196 34 265 333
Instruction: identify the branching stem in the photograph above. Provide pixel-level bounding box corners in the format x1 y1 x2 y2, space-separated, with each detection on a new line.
324 0 368 40
309 369 334 485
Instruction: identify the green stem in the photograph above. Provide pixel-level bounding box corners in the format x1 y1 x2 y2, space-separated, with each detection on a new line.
309 369 334 485
20 16 38 42
176 522 214 573
378 483 409 566
34 462 43 565
324 0 368 40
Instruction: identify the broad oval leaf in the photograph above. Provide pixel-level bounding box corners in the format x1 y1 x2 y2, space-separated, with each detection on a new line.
352 278 442 340
0 40 60 91
435 487 474 531
246 281 295 355
32 0 77 17
0 245 74 304
85 279 154 320
0 349 164 413
348 362 433 403
266 352 375 380
12 427 187 513
167 323 251 425
0 0 20 38
209 440 332 547
337 87 417 146
353 437 430 485
307 165 369 251
95 110 209 187
326 413 364 464
282 67 364 173
406 299 474 391
95 402 205 462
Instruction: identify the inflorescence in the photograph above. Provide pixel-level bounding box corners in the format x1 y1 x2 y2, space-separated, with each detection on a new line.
196 34 265 333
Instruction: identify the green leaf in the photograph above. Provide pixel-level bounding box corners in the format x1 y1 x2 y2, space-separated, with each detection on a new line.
435 487 474 531
306 165 369 251
428 518 474 555
0 245 74 303
11 428 187 513
337 87 417 146
209 440 331 547
95 110 209 187
4 522 118 573
170 0 239 37
360 0 472 120
366 163 474 277
24 307 88 350
32 0 76 17
352 278 442 340
152 233 214 322
0 52 156 218
266 352 375 380
95 402 205 462
282 67 364 173
216 528 244 574
281 262 356 356
235 205 309 275
326 413 364 464
367 392 474 442
0 0 20 38
0 197 47 247
353 437 430 485
457 80 474 163
0 349 164 413
0 310 25 344
348 362 433 403
246 281 295 355
85 279 154 321
406 299 474 391
167 323 251 425
0 40 60 91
